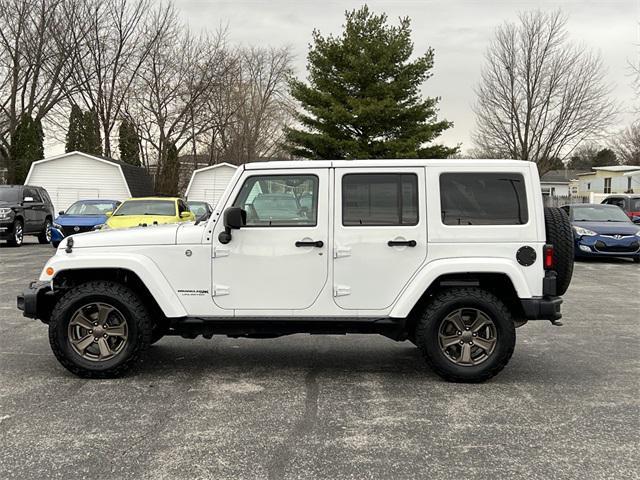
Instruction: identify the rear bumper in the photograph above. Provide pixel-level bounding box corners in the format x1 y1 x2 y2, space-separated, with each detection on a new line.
17 281 53 322
520 296 563 321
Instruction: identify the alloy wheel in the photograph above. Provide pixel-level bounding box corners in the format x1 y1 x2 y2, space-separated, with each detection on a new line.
438 308 497 366
14 223 23 245
45 220 52 242
67 303 129 362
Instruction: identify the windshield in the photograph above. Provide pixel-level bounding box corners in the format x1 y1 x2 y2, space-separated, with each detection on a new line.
572 205 631 223
114 200 176 216
66 201 116 215
0 187 21 203
188 202 209 217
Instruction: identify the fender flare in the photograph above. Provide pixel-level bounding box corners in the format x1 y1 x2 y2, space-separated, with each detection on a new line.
39 253 187 318
389 257 532 318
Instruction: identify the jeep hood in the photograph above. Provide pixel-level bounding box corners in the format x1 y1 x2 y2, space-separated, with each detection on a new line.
61 223 180 248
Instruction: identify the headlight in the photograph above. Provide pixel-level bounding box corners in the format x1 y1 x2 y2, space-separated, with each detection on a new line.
92 224 105 231
0 207 13 219
52 222 62 229
635 230 640 237
573 226 597 237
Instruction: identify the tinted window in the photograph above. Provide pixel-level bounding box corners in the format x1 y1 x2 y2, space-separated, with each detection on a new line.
631 198 640 211
571 205 630 223
114 200 176 216
233 175 318 226
342 174 418 226
440 173 528 225
66 201 117 215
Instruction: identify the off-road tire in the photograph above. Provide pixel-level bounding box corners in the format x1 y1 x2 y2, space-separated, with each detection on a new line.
38 218 52 244
544 207 574 295
49 281 153 378
415 287 516 383
6 219 23 247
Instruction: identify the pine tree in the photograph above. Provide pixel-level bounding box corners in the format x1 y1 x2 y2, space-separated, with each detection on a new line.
284 6 457 159
82 110 102 156
65 105 84 153
10 115 44 184
156 141 179 196
119 119 141 166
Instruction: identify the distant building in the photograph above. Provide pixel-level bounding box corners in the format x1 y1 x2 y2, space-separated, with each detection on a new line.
577 166 640 195
185 163 238 207
539 169 588 197
25 151 154 213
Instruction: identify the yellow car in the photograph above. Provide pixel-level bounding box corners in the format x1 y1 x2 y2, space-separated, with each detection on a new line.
104 197 195 229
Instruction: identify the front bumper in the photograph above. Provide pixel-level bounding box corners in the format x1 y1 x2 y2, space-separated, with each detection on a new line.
0 219 15 239
520 296 563 321
17 281 54 322
575 235 640 258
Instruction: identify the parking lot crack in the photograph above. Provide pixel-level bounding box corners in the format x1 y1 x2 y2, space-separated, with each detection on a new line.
266 367 319 480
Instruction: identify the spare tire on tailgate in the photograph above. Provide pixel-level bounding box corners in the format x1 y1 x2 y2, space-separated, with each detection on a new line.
544 207 574 295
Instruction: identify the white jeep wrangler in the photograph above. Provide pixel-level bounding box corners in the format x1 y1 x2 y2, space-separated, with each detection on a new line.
18 160 574 382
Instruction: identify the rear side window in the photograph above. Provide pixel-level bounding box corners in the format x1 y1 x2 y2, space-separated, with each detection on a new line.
440 173 528 225
631 198 640 211
342 173 418 226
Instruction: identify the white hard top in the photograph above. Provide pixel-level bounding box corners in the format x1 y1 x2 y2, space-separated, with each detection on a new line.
243 159 532 170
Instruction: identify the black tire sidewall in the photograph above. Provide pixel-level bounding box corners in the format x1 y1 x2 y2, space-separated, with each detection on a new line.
9 219 23 246
50 288 147 374
418 292 515 382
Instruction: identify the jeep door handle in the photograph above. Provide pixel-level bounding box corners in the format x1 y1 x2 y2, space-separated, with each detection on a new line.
295 240 324 248
387 240 417 247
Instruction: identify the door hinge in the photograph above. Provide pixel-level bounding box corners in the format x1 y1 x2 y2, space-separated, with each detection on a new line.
334 285 351 297
212 285 230 296
334 246 352 258
213 246 230 258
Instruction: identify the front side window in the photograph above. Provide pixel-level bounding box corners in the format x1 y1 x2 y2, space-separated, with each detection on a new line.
233 175 318 226
342 173 418 226
114 200 176 216
440 173 528 225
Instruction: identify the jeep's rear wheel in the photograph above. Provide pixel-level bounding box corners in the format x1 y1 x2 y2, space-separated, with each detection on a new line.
49 281 152 378
415 288 515 383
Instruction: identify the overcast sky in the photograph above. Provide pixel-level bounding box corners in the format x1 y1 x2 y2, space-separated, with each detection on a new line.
171 0 639 153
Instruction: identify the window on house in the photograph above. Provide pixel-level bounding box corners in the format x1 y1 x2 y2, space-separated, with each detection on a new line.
440 173 528 225
628 177 632 192
604 177 612 194
342 173 418 226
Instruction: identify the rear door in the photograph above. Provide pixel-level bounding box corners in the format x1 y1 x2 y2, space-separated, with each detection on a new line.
333 167 427 310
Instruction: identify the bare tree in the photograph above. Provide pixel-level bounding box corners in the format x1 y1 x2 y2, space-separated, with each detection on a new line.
67 0 172 157
615 123 640 165
0 0 83 182
473 10 617 174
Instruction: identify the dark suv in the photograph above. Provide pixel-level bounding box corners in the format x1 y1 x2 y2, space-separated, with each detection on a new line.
0 185 55 247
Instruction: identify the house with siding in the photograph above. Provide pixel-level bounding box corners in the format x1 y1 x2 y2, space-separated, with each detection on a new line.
577 166 640 195
24 151 154 213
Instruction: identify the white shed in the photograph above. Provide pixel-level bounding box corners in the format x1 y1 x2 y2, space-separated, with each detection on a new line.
185 163 237 207
25 151 154 213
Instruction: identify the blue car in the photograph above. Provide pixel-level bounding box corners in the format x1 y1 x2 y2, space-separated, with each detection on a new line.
561 204 640 263
51 199 121 247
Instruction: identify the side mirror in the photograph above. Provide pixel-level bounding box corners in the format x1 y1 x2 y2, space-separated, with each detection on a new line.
218 206 246 244
105 211 112 218
58 210 65 216
180 211 192 219
632 216 640 224
23 196 34 203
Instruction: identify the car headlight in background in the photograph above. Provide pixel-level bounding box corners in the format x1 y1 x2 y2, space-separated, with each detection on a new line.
636 230 640 237
573 226 597 237
0 207 13 220
92 224 106 231
52 222 62 229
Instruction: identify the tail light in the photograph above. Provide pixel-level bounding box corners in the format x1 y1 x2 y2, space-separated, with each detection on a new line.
543 244 554 270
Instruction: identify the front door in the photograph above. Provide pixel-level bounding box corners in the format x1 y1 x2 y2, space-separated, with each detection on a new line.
333 167 427 310
212 169 329 311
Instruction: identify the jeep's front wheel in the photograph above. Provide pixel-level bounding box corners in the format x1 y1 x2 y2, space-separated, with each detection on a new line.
415 288 515 383
48 281 152 378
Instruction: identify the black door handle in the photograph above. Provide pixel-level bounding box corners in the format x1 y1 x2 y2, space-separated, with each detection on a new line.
295 240 324 248
387 240 417 247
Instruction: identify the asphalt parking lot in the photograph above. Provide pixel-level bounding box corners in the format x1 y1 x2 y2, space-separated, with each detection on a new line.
1 240 639 480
